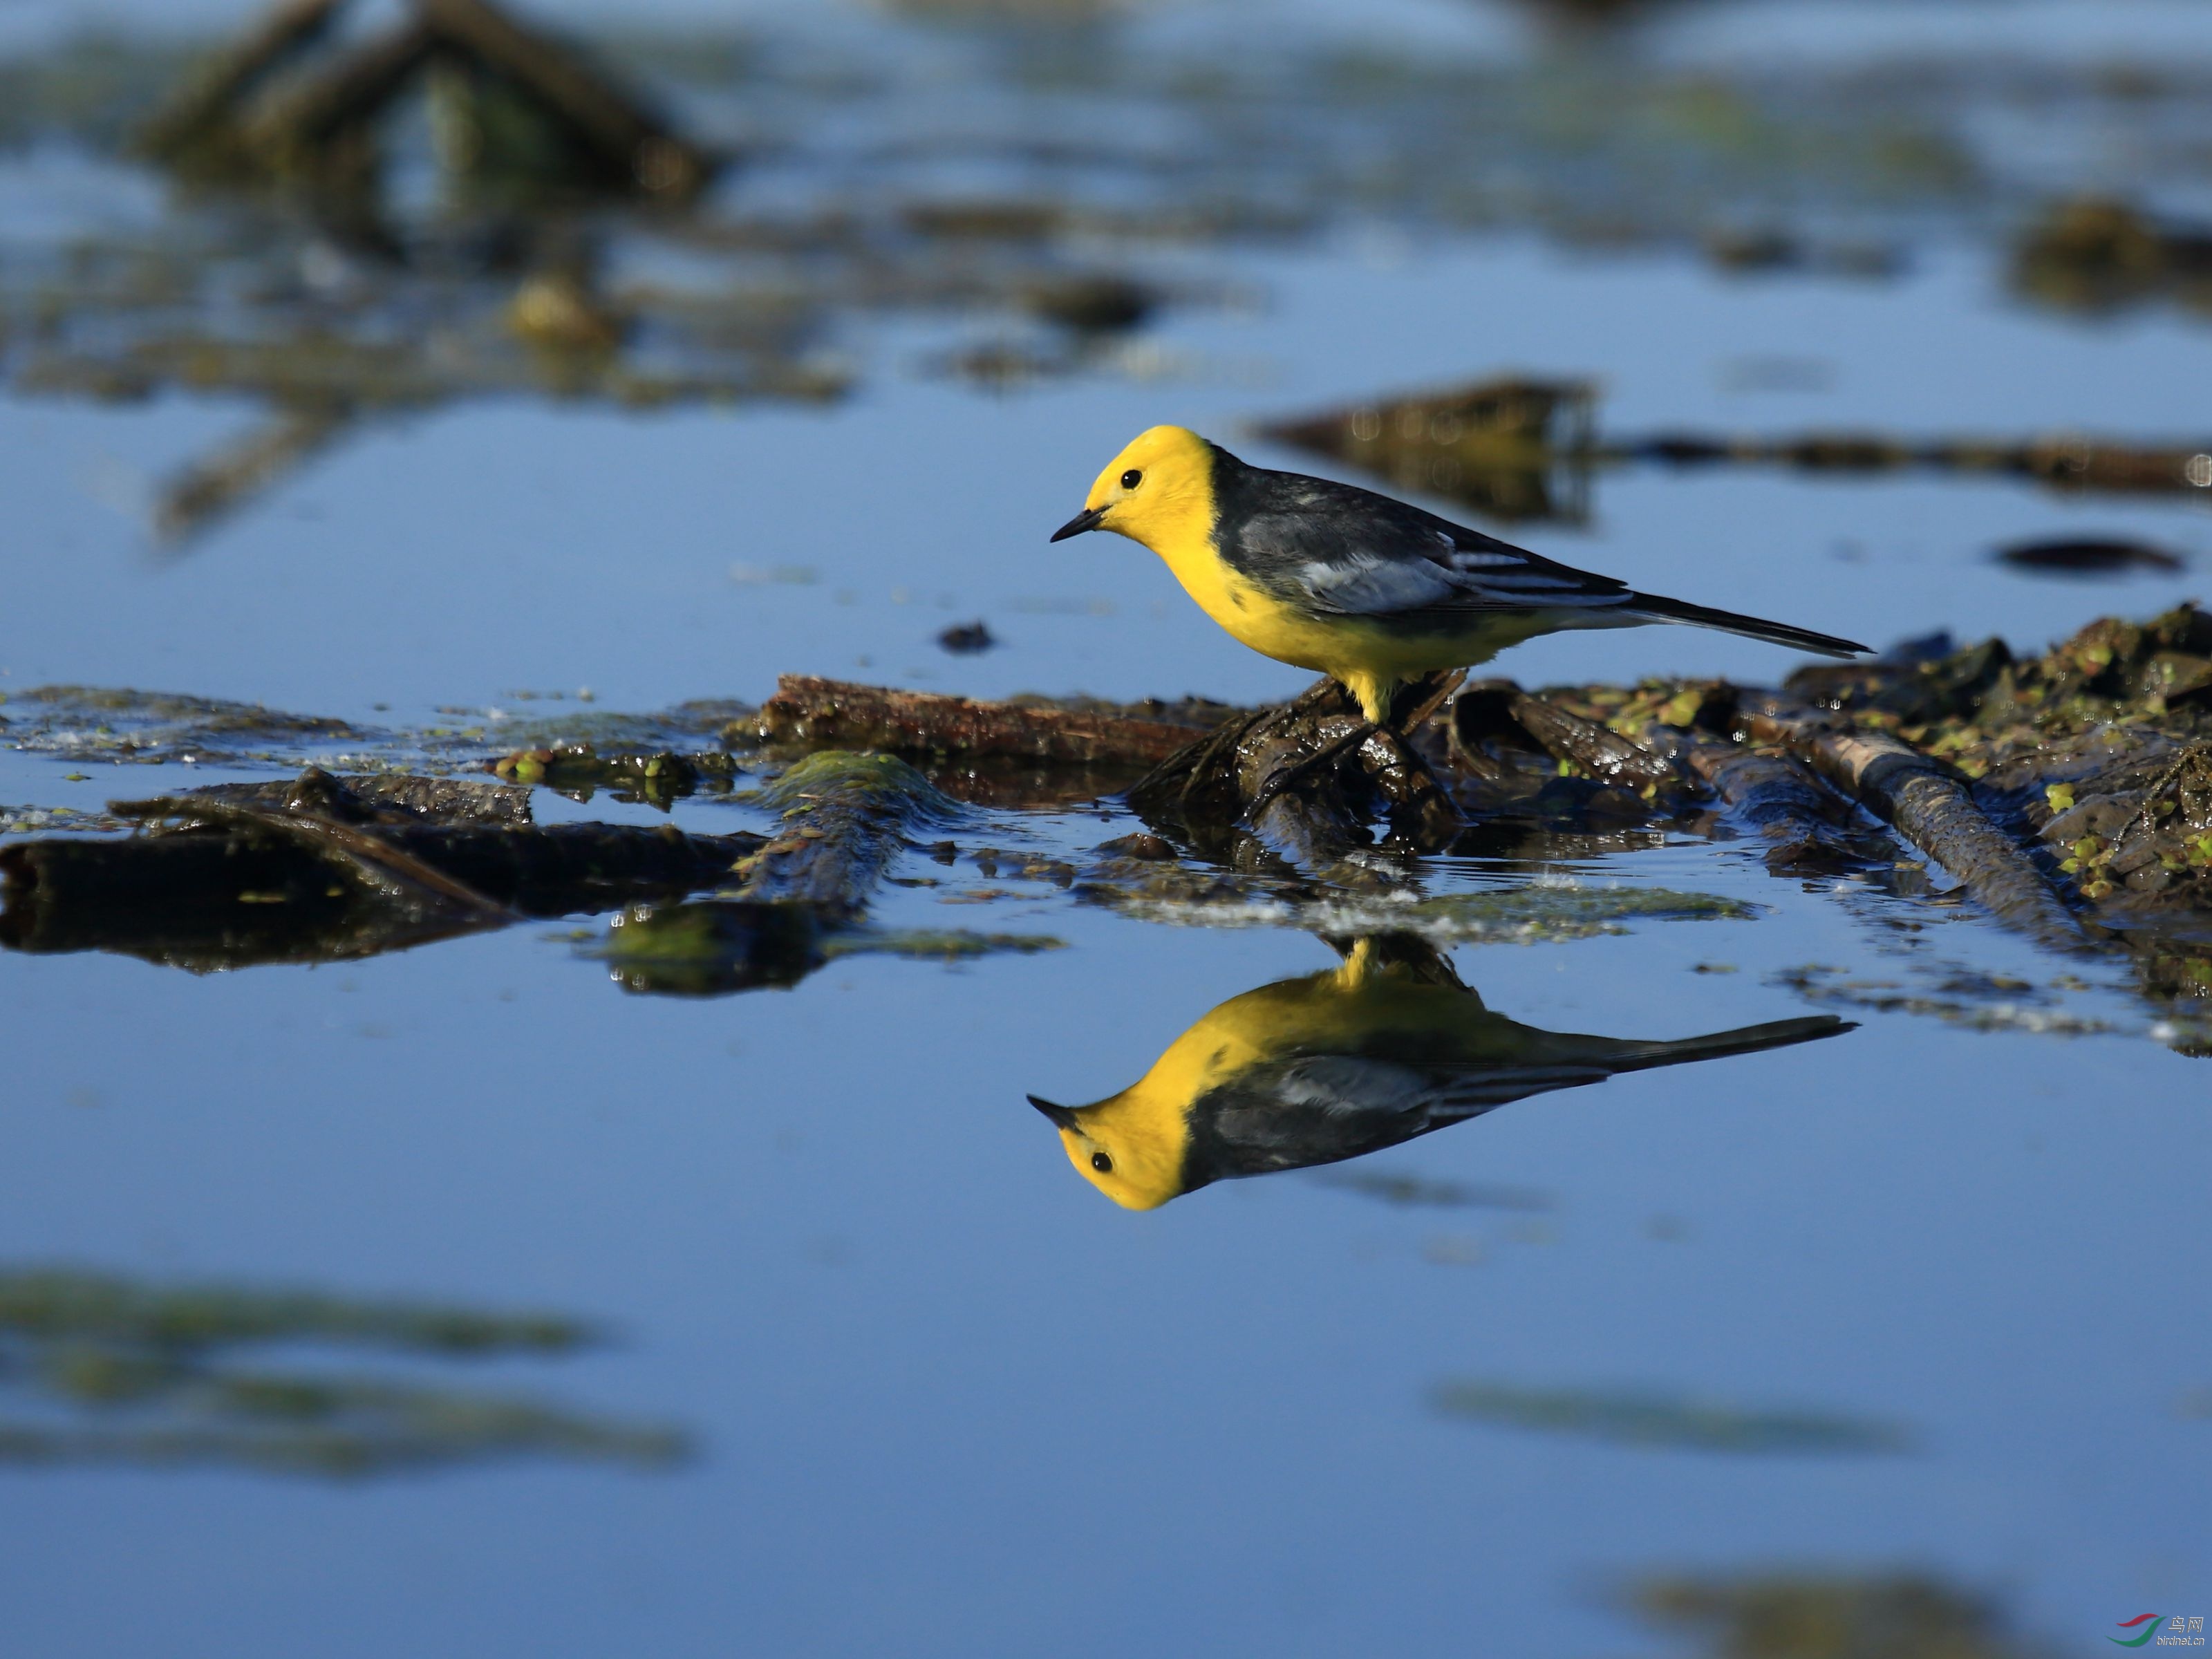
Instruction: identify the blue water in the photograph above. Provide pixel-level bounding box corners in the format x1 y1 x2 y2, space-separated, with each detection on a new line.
1 3 2209 1654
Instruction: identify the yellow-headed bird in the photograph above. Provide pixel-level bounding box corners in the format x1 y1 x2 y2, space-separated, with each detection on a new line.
1029 936 1849 1210
1051 426 1869 725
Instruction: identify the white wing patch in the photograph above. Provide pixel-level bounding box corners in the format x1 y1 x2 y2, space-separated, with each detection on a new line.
1299 554 1462 614
1300 535 1635 616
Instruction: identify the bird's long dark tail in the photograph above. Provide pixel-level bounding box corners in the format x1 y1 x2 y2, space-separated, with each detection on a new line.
1626 592 1869 659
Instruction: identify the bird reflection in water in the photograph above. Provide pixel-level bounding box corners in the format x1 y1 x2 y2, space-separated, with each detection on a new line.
1029 935 1850 1210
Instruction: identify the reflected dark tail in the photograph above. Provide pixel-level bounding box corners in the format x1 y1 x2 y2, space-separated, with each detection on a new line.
1627 593 1869 659
1604 1015 1855 1073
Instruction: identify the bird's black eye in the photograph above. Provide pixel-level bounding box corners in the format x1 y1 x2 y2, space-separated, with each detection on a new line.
1091 1152 1114 1173
1120 469 1142 490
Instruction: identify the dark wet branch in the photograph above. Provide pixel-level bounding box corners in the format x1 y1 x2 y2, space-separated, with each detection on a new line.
1455 685 1682 791
1640 721 1890 875
1737 692 2090 950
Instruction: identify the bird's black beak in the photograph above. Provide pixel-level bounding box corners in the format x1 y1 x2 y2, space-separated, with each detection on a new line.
1027 1094 1080 1131
1049 505 1107 543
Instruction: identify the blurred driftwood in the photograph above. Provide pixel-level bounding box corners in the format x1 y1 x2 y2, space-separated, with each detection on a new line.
138 0 713 198
135 0 345 165
1264 377 2212 525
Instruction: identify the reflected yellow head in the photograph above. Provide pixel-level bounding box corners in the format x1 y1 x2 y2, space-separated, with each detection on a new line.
1030 949 1456 1211
1033 1088 1191 1211
1054 425 1221 557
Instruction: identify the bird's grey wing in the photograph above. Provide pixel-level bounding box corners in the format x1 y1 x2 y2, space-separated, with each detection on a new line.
1188 1053 1613 1181
1226 472 1638 621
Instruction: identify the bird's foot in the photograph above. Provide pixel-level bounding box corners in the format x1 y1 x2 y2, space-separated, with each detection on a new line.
1246 718 1383 816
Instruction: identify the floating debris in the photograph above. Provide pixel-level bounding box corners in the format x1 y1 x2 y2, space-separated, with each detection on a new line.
2012 196 2212 315
1429 1379 1911 1454
1704 229 1906 281
1019 272 1157 335
1507 605 2212 1040
1995 537 2186 577
936 621 998 656
491 743 740 811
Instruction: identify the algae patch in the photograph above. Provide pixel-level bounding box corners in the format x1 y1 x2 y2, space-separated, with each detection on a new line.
1429 1379 1912 1455
0 1267 686 1478
1100 883 1756 942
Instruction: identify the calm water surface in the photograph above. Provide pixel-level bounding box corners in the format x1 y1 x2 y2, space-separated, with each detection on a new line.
1 3 2208 1653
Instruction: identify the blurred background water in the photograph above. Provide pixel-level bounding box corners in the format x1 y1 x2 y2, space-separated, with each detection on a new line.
0 1 2207 1654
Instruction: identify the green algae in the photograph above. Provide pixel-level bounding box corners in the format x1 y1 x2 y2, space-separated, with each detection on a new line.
1099 883 1756 942
1625 1572 2058 1659
596 897 1057 997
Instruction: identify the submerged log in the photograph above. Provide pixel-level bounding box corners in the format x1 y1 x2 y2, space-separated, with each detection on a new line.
1738 693 2090 948
0 771 762 969
599 751 982 996
1644 724 1886 874
725 750 958 912
745 677 1226 768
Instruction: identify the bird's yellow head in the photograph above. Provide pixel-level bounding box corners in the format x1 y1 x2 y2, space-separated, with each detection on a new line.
1028 1085 1192 1211
1049 425 1220 556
